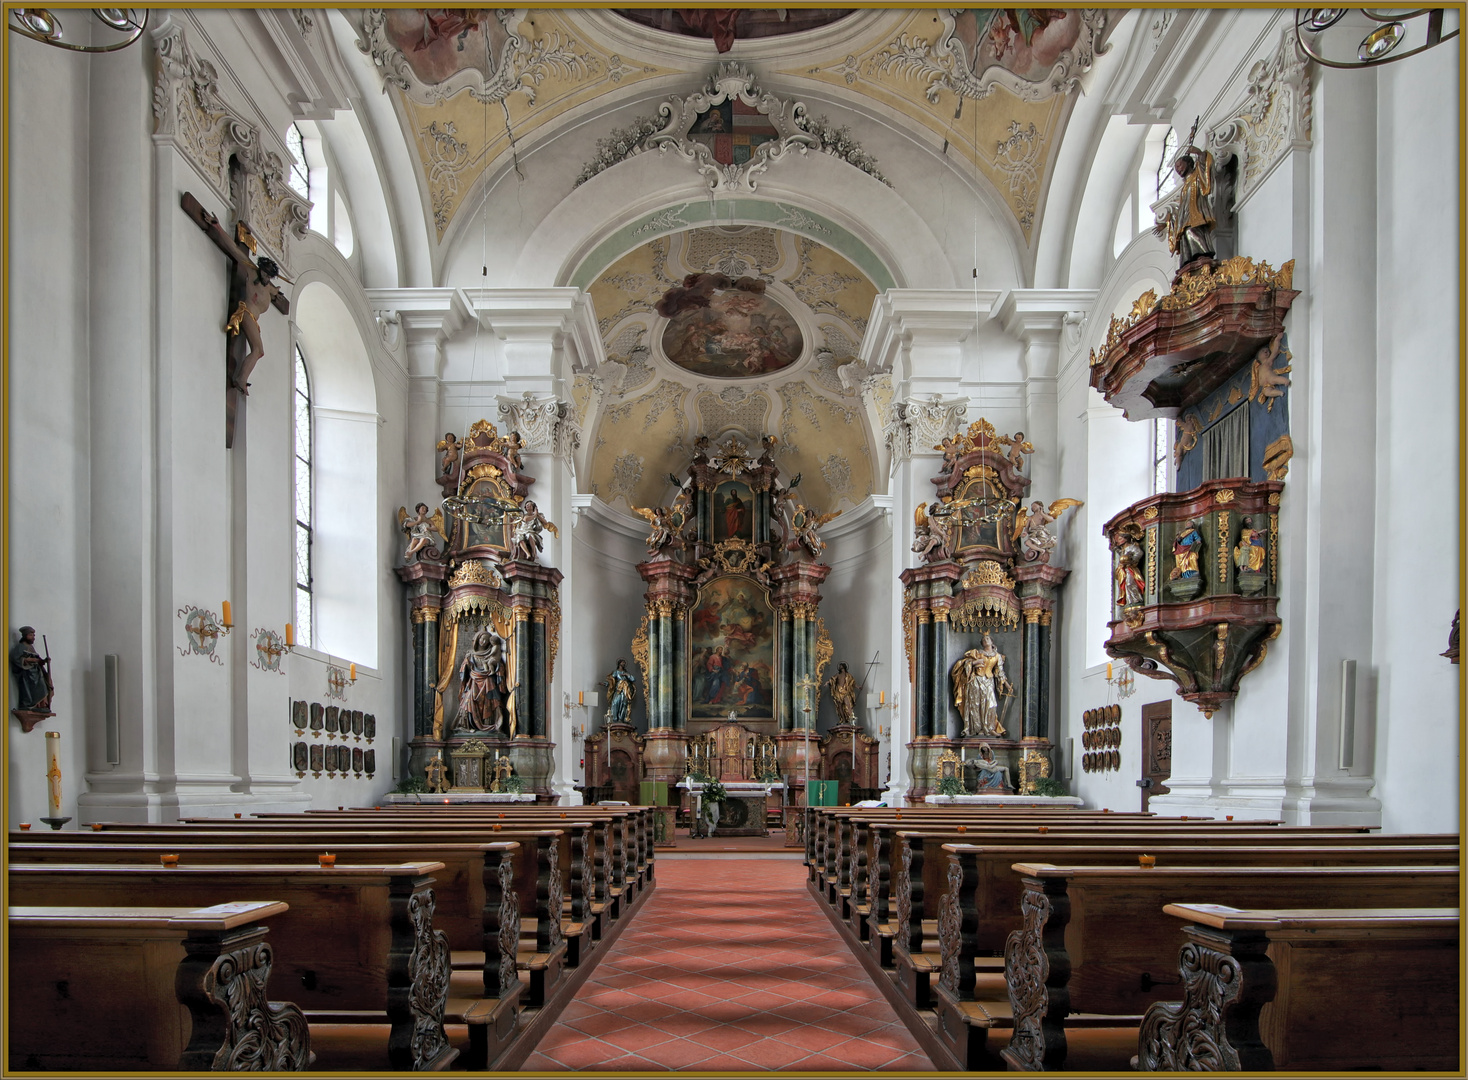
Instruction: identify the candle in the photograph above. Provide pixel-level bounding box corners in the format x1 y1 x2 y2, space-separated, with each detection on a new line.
349 662 357 682
285 622 294 647
578 690 584 706
221 600 232 628
1106 662 1113 681
44 731 61 815
879 690 885 705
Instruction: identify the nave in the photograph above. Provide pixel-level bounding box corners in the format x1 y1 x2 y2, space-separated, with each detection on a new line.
9 801 1458 1074
523 855 933 1072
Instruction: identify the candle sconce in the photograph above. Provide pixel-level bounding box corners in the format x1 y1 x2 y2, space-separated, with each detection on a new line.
177 605 230 664
1106 663 1135 700
325 664 349 701
250 628 287 674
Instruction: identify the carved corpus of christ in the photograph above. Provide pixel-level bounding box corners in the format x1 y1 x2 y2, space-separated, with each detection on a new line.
180 191 291 447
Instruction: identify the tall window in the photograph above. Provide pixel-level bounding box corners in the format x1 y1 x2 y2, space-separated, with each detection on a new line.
1152 417 1170 495
293 346 314 647
1155 126 1180 200
286 123 310 201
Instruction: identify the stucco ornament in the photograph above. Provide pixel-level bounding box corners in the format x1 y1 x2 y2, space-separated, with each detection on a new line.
883 395 970 465
647 62 818 192
1207 28 1313 209
869 9 1111 103
354 9 595 106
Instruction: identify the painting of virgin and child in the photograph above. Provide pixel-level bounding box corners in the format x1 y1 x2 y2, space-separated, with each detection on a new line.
689 575 775 718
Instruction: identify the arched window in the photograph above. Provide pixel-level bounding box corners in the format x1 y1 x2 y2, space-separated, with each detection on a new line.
286 123 311 201
293 345 314 648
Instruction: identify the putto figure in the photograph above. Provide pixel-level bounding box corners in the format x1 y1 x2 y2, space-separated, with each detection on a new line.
950 633 1013 738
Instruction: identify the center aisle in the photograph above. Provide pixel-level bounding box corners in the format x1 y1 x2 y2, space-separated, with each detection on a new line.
521 858 934 1072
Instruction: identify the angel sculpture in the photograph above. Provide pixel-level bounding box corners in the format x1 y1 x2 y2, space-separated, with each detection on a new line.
1249 334 1292 410
1173 413 1203 468
436 433 462 493
1004 431 1034 474
1013 498 1084 565
632 503 678 560
508 499 559 562
786 502 841 560
398 502 447 562
912 501 956 563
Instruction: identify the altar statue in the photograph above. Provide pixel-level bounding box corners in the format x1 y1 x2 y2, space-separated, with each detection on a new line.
972 742 1011 792
824 661 859 724
950 633 1013 738
1012 498 1083 564
509 499 558 561
398 502 445 562
605 658 636 724
455 629 508 733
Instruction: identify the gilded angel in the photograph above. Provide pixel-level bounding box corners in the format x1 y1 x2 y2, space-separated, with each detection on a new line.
397 502 447 562
1013 498 1084 564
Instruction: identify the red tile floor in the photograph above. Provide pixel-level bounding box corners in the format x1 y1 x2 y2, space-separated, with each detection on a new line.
521 858 935 1072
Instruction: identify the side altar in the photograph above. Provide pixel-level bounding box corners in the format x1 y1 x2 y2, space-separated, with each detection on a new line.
395 420 562 800
902 418 1080 799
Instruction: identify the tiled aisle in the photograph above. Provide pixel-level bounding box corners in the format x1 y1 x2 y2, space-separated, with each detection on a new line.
521 858 934 1072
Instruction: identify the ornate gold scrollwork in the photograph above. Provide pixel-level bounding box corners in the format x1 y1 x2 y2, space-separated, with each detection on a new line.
630 614 651 688
1263 434 1293 482
448 559 501 589
814 619 834 684
1217 511 1231 584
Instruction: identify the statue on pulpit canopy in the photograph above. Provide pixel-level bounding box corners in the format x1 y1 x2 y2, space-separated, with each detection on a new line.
455 630 509 733
951 634 1013 738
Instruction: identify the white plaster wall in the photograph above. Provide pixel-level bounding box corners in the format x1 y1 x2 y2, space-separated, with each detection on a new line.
1371 43 1460 834
6 35 93 826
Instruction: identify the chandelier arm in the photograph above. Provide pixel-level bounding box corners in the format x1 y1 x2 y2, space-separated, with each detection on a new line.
7 9 147 53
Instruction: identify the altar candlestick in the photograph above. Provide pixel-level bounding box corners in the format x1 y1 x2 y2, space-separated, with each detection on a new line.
221 600 232 628
45 731 62 814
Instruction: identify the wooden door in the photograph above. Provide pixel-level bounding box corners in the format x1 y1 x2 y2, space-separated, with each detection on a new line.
1141 700 1172 811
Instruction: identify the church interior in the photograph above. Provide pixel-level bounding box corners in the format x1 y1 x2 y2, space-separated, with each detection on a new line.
5 5 1462 1074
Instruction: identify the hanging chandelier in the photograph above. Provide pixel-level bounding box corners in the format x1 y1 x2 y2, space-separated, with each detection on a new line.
1295 8 1459 68
8 8 146 53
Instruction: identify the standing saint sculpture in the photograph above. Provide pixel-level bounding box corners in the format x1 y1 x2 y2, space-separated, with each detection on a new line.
950 633 1014 739
605 659 636 725
455 629 509 733
10 626 54 726
824 661 859 725
1154 124 1216 270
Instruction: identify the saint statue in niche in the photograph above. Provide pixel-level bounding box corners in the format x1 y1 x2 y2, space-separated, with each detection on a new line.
950 634 1014 739
1170 521 1205 579
605 659 636 725
455 629 508 733
824 661 859 725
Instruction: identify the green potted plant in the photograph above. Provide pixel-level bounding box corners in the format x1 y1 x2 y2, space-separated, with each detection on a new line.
686 770 728 836
937 776 965 798
1032 776 1068 798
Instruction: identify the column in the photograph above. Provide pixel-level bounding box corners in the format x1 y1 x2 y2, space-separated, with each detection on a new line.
914 611 932 739
671 604 687 730
645 610 661 728
932 607 954 740
1022 610 1043 740
656 601 674 729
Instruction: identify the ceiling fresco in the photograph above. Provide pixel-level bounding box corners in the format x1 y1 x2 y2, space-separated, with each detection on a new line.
581 225 878 514
351 8 1115 246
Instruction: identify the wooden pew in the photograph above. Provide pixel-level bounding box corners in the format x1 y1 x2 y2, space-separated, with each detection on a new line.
859 822 1416 969
8 900 312 1072
7 861 458 1071
890 839 1458 1012
41 824 591 975
988 861 1460 1071
1136 904 1460 1072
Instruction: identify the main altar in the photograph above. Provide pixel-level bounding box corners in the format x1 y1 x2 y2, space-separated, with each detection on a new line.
902 418 1078 799
585 434 877 822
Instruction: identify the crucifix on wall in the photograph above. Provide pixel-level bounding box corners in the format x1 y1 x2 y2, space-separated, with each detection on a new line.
179 190 291 447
